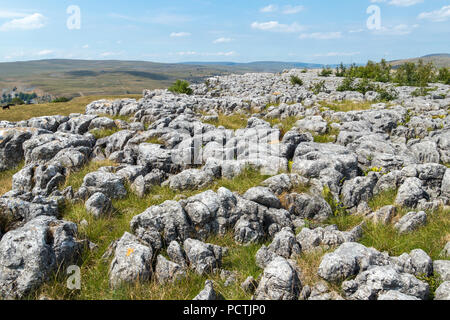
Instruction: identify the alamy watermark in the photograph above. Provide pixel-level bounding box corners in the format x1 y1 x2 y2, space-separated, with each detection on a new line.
66 265 81 290
67 5 81 30
367 5 382 30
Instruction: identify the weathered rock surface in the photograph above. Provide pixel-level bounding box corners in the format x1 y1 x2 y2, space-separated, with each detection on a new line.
254 257 302 300
0 216 82 299
109 232 153 288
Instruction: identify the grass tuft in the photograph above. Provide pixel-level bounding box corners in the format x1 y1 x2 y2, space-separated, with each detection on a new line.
319 100 373 113
89 128 121 140
0 161 24 195
62 160 118 191
359 207 450 260
0 95 140 123
202 113 249 130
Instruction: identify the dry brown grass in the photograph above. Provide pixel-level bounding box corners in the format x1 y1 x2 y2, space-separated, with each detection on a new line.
202 113 249 130
319 100 374 112
295 249 330 287
0 162 24 195
0 95 140 122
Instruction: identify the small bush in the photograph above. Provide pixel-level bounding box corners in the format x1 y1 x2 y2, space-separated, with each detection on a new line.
89 128 121 140
436 67 450 85
376 86 398 101
337 76 355 92
168 80 193 95
290 75 303 86
319 67 333 77
311 80 326 95
10 97 25 105
51 97 71 103
335 63 347 77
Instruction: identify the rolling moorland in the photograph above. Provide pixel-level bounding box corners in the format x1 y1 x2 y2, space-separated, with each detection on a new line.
0 57 449 301
0 54 449 100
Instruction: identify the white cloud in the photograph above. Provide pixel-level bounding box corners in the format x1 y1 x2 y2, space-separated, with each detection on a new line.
299 32 342 40
349 28 365 33
170 32 191 37
0 13 46 31
36 49 53 56
177 51 197 56
100 52 122 57
251 21 304 33
213 37 233 44
282 5 304 15
418 5 450 22
177 51 236 57
260 5 277 13
260 4 304 14
388 0 423 6
313 52 360 57
370 0 423 6
0 10 27 18
375 24 419 35
82 44 89 49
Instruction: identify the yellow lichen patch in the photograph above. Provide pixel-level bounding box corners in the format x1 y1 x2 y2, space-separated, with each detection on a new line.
126 248 135 257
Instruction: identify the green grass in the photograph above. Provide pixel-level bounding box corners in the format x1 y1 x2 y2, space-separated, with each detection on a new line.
30 166 271 300
360 207 450 260
89 128 121 140
312 123 340 144
61 160 118 191
145 137 164 145
319 100 374 113
326 214 364 232
267 116 300 138
202 113 249 130
0 161 24 195
32 231 264 300
28 165 268 300
368 188 398 211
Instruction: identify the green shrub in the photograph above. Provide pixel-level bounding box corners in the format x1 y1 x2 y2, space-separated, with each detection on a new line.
10 97 25 105
319 67 333 77
436 67 450 85
337 76 355 92
311 80 326 95
393 60 435 87
376 86 398 101
290 75 303 86
168 80 193 95
51 97 71 103
335 63 347 77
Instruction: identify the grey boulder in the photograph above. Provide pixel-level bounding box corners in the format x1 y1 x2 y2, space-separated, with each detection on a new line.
85 192 113 218
342 265 429 300
254 257 302 300
434 281 450 300
81 171 127 199
394 211 427 234
154 255 186 284
193 280 218 300
183 238 224 275
243 187 281 209
0 216 82 299
109 232 153 288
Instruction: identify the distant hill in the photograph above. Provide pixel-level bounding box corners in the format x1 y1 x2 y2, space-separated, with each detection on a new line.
389 54 450 69
1 56 447 99
180 61 324 72
0 59 324 98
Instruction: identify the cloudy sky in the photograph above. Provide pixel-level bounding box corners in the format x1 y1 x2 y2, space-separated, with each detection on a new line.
0 0 448 64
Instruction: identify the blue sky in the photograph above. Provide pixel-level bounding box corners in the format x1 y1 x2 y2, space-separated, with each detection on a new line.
0 0 448 64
